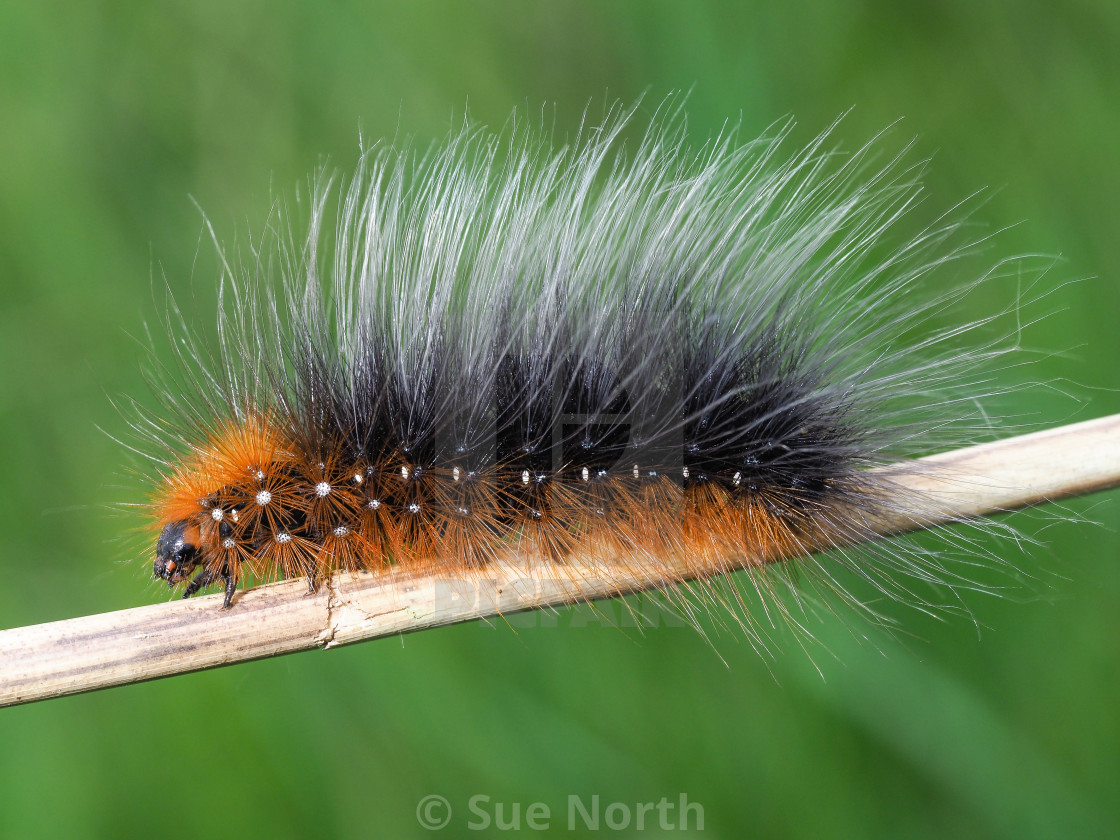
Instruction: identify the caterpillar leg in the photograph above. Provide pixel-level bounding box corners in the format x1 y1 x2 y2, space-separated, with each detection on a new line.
182 566 238 609
222 573 237 609
182 568 217 599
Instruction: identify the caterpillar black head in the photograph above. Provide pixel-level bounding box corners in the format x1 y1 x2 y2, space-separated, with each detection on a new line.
153 518 240 608
154 520 200 586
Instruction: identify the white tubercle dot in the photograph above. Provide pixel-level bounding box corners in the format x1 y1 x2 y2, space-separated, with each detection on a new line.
276 532 292 544
254 470 266 482
222 538 236 549
332 526 350 537
210 508 224 521
368 499 381 510
256 490 272 506
408 503 421 514
521 470 530 485
315 481 331 498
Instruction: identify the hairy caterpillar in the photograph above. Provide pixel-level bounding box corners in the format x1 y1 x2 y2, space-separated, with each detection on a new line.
134 103 1026 626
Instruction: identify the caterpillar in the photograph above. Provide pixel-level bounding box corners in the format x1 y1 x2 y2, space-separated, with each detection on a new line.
134 103 1025 625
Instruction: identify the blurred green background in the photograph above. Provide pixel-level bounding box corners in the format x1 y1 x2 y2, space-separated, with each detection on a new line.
1 1 1118 837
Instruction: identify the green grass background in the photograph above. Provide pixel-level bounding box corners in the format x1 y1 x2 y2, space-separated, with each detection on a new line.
1 1 1118 837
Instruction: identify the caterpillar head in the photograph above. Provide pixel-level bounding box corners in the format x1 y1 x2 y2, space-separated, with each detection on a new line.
154 520 201 586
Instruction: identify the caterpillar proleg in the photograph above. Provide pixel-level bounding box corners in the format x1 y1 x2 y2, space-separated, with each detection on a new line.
133 103 1037 636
